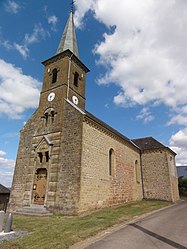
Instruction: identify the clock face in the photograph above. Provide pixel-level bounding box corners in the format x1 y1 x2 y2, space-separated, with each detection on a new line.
48 92 55 102
72 95 79 105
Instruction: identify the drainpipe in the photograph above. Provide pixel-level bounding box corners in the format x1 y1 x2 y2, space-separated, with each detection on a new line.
67 53 73 100
140 151 145 199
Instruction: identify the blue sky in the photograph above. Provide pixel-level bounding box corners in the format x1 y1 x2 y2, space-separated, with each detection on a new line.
0 0 187 187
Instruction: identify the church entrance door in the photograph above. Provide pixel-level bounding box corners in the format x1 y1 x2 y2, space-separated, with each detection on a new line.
32 168 47 205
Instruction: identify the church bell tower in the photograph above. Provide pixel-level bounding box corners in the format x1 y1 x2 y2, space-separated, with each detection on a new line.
9 6 89 215
40 8 89 122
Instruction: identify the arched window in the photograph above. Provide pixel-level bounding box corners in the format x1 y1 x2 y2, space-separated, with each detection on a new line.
135 160 140 183
51 110 55 124
45 151 49 163
74 72 79 87
44 112 49 126
43 108 56 126
52 68 58 83
109 148 115 176
38 152 43 163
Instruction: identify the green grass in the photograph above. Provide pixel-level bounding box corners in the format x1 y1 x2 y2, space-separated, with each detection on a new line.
1 200 172 249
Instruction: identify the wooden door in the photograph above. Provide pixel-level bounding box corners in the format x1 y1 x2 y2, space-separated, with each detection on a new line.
33 168 47 205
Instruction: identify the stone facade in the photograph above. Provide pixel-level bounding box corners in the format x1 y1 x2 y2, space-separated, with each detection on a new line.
9 50 89 215
54 100 83 214
141 149 179 202
8 10 179 215
79 119 143 213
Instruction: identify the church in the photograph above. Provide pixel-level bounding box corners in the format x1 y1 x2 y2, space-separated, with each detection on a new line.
8 9 179 215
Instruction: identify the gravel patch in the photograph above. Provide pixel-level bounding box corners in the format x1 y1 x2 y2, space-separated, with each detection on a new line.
0 230 28 244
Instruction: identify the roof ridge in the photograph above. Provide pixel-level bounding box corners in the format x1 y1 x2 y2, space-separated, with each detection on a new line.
132 136 153 141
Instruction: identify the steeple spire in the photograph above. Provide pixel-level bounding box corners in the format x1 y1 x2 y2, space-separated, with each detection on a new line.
56 5 79 58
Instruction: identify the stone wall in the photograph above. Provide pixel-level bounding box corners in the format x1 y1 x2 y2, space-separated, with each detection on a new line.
54 100 83 214
8 113 37 211
141 149 179 201
79 119 143 213
166 152 179 202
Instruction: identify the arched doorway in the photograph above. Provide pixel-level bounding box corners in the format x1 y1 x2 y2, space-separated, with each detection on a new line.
32 168 47 205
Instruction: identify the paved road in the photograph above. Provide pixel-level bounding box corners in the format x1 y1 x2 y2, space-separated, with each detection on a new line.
84 201 187 249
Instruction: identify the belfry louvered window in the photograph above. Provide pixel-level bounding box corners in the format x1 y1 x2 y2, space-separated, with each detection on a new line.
74 72 79 87
52 68 58 83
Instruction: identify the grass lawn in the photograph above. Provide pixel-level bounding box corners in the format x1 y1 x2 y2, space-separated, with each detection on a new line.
1 200 172 249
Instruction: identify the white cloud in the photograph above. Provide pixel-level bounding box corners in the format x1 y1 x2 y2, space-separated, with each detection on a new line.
14 43 29 58
2 24 48 58
0 171 14 187
44 6 58 31
2 40 12 50
75 0 187 166
0 150 6 157
0 59 40 119
170 128 187 166
168 105 187 126
0 150 15 187
48 15 58 27
74 0 95 28
4 0 21 14
105 103 109 109
168 115 187 126
18 24 48 58
136 107 154 124
0 157 15 168
24 24 47 45
75 0 187 111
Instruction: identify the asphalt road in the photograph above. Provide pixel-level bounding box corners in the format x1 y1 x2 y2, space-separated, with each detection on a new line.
84 201 187 249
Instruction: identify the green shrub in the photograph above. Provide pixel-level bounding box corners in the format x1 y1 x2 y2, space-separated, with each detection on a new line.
178 177 187 195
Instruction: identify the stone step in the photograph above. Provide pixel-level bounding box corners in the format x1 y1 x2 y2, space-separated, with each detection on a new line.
16 206 52 216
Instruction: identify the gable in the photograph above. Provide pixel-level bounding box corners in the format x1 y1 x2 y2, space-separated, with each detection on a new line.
35 135 53 151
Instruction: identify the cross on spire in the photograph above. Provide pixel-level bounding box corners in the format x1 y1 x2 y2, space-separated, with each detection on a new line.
71 0 75 13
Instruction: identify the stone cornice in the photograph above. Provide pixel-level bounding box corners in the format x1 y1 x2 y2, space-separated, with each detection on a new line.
141 147 176 156
42 49 90 73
